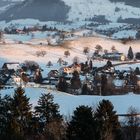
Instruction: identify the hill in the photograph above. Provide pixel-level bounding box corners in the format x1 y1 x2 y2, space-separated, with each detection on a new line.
0 0 70 21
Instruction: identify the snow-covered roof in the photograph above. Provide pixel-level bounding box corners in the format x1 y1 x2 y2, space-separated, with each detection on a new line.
3 62 20 70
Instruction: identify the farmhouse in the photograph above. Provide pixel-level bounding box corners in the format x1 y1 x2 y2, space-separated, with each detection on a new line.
59 64 81 75
48 70 59 78
2 62 21 71
103 53 126 61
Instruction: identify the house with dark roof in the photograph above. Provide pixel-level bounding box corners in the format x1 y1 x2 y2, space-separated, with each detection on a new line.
103 53 126 61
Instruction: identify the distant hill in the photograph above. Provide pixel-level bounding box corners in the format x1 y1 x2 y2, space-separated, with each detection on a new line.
0 0 70 21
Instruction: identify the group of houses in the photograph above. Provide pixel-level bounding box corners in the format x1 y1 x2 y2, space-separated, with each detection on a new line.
1 58 140 95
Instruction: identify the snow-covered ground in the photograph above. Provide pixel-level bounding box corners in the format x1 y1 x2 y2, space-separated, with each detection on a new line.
0 87 140 116
1 35 140 68
62 0 140 22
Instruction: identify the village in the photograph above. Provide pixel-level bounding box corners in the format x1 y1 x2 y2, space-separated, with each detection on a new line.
1 46 140 96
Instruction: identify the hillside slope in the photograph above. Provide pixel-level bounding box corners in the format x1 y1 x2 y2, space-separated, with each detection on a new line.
0 0 70 21
0 0 140 24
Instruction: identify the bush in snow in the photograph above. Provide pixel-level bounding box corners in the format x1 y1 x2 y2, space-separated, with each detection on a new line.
83 47 90 55
64 50 70 58
36 51 47 57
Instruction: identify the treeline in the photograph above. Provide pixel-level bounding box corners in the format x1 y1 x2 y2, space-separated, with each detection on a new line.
0 87 139 140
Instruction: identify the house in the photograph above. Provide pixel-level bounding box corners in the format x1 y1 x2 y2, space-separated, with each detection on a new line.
59 64 81 75
16 29 25 34
7 75 23 86
48 70 59 78
103 53 126 61
2 62 21 71
0 73 11 85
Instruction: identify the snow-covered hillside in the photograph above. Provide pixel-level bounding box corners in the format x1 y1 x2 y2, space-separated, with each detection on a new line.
62 0 140 22
1 0 140 23
0 0 140 39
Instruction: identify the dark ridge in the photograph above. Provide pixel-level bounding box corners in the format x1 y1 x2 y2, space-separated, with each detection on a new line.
88 15 110 24
0 0 12 7
118 17 140 25
0 0 70 22
109 0 140 8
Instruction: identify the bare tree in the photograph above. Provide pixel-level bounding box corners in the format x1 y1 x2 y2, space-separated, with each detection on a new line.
64 50 70 58
124 106 140 140
83 47 90 55
0 31 3 42
95 44 103 53
36 50 47 57
104 49 108 54
111 46 118 53
57 58 63 66
73 56 80 64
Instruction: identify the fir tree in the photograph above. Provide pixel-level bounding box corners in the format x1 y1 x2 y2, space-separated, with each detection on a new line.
70 71 81 93
57 77 68 92
81 84 90 95
66 105 95 140
42 25 47 31
127 46 134 60
101 74 108 95
89 60 93 70
10 87 32 139
0 95 12 139
95 100 121 140
35 93 62 137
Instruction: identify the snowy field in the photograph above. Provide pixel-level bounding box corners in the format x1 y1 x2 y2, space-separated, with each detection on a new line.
62 0 140 22
1 35 140 73
0 87 140 117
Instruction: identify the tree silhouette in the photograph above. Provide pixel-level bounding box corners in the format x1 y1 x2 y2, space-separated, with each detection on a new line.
64 50 70 58
124 107 140 140
95 100 121 140
83 47 90 55
67 105 95 140
35 93 63 139
127 46 134 60
0 95 12 139
10 87 32 139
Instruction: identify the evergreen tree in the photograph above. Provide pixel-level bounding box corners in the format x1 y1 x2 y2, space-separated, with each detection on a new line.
66 105 95 140
10 87 32 139
81 84 90 95
23 26 27 33
89 60 93 70
127 46 134 60
42 25 47 31
101 74 107 95
95 100 121 140
134 67 140 75
106 60 113 68
0 95 12 139
57 77 68 92
70 71 81 93
35 93 63 139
